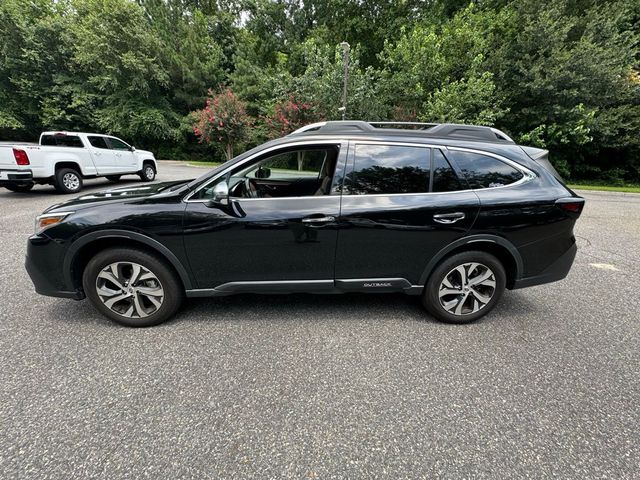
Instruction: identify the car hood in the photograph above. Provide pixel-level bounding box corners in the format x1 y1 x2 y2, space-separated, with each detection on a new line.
135 149 154 157
43 180 191 213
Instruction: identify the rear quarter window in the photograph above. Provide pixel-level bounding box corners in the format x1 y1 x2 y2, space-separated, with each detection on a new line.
40 135 84 148
448 150 523 189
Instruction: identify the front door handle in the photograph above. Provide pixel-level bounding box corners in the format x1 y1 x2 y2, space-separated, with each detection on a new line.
433 212 466 224
302 215 336 224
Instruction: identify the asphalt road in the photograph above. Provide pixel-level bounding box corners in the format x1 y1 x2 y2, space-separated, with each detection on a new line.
0 162 638 479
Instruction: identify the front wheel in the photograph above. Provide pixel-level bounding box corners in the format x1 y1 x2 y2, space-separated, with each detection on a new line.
139 163 156 182
54 168 83 194
423 251 506 324
4 182 34 192
82 248 183 327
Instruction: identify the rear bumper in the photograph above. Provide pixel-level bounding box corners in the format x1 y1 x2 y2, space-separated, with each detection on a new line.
0 169 33 185
25 235 84 300
512 242 577 289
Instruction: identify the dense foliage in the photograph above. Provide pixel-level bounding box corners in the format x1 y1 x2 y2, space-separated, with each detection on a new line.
0 0 638 181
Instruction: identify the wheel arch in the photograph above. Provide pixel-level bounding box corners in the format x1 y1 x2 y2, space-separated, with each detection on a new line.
419 235 523 289
55 161 83 175
64 230 193 294
141 158 156 169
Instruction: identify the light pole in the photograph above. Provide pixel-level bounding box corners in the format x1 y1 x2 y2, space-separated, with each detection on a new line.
340 42 350 120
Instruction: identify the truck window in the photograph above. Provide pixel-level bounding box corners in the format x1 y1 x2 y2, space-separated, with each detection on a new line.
107 137 131 151
41 135 84 148
87 136 110 149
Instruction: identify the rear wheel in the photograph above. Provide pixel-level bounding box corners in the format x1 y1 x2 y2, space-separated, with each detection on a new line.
83 248 183 327
423 251 506 324
54 168 83 194
106 175 121 182
4 182 34 192
139 163 156 182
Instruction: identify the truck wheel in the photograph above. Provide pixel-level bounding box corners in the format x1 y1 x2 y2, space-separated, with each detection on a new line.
4 182 34 192
54 168 83 194
139 163 156 182
82 247 183 327
106 175 121 182
422 251 506 324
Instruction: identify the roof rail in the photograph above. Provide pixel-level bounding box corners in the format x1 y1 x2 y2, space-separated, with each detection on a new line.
289 121 374 135
369 121 438 129
289 120 514 143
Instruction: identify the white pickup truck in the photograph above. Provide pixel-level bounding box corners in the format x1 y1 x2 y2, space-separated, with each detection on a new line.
0 132 158 193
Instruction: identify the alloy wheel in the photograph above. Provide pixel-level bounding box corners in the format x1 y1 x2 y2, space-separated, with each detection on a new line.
63 172 80 191
144 166 154 179
95 262 164 318
438 262 496 316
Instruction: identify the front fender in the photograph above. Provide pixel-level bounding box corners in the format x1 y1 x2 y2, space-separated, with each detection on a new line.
63 229 193 291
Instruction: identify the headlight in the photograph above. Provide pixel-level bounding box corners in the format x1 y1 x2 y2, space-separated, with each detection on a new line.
35 211 73 234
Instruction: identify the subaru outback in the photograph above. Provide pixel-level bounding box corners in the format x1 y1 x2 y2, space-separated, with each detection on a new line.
25 121 585 327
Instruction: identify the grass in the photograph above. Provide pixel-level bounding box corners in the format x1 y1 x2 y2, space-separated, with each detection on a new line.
186 161 222 168
568 182 640 193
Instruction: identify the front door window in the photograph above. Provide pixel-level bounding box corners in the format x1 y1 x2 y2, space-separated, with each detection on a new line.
193 145 339 201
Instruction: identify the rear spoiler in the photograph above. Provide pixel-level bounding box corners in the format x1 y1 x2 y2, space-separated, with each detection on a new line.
520 146 564 182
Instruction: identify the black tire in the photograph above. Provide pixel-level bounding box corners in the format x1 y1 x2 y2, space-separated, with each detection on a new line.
423 251 506 324
54 167 83 194
82 247 183 327
106 175 121 182
139 163 156 182
4 182 34 192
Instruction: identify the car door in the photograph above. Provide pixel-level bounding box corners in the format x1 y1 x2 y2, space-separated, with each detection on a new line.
106 137 137 172
182 141 347 291
86 135 119 174
334 142 480 291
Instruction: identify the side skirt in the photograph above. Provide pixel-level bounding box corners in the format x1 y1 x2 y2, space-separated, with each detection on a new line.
185 278 424 298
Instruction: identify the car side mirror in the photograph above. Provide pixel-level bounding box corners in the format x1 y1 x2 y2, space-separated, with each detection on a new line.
205 182 229 208
255 166 271 179
130 146 136 151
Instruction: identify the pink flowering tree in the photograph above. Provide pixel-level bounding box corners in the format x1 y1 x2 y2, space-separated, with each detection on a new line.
193 88 253 161
266 95 320 138
265 95 321 170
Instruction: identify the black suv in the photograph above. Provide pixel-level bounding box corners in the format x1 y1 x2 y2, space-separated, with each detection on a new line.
26 121 585 327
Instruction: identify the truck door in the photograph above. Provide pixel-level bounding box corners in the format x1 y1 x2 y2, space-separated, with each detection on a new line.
106 137 137 172
86 135 119 174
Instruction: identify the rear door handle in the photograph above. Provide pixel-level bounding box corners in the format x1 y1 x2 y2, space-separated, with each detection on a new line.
433 212 466 224
302 215 336 224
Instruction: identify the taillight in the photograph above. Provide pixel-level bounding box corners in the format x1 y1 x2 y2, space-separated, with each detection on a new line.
556 197 585 215
13 148 30 165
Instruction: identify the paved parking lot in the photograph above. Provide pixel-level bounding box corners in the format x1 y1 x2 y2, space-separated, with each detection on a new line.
0 162 638 479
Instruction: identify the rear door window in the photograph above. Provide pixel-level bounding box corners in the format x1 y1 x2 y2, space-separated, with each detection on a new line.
448 150 523 189
87 136 110 149
40 134 84 148
347 144 430 195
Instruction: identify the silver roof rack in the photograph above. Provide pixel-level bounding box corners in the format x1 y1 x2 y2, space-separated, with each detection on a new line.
288 120 515 143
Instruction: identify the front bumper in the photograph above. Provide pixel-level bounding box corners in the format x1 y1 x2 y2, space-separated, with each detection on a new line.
0 169 33 185
25 235 84 300
512 242 577 289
